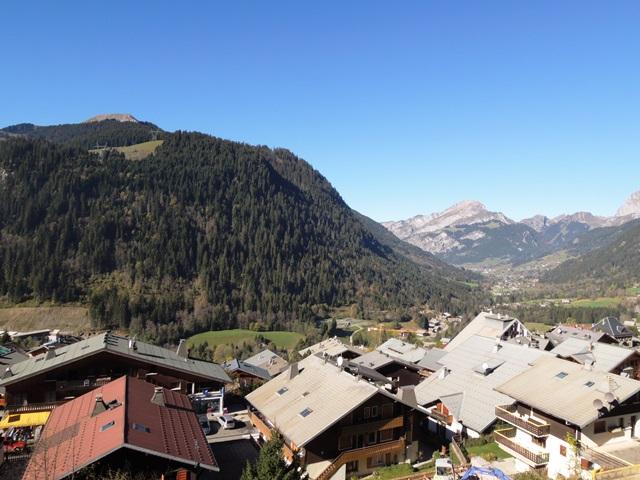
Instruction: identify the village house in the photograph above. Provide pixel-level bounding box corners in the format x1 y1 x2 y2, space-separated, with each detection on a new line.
0 332 230 414
351 350 426 387
224 358 272 388
495 356 640 479
376 338 427 364
246 354 430 479
299 337 364 360
21 376 219 480
593 317 634 344
546 325 618 347
443 311 532 352
415 335 550 439
243 349 289 376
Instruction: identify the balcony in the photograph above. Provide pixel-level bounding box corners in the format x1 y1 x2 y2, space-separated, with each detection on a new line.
495 428 549 466
495 405 550 437
55 377 112 393
338 415 404 436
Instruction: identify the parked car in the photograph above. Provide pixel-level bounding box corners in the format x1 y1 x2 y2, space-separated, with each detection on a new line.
217 414 235 430
3 439 27 454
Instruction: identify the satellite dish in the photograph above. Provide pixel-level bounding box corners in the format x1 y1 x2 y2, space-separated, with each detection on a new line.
337 356 344 367
593 399 603 410
605 392 616 403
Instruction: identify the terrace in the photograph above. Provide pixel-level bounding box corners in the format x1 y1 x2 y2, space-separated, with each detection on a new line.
495 404 550 437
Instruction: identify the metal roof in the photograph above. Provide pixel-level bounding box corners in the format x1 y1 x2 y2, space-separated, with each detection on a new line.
22 376 218 480
546 325 611 346
298 337 363 358
444 312 529 352
594 317 633 339
496 356 640 428
0 332 230 387
550 337 636 373
224 359 272 380
244 349 289 376
417 348 447 371
415 335 551 433
352 350 398 370
376 338 426 363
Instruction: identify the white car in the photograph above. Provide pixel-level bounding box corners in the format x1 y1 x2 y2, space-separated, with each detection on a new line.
217 414 236 430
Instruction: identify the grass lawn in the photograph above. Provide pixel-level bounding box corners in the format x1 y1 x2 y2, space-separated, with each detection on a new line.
187 329 304 350
90 140 164 160
371 463 415 479
466 442 511 460
569 297 622 308
524 322 553 333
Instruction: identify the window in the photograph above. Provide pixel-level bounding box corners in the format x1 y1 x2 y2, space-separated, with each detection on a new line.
584 381 595 387
299 407 313 418
366 457 372 469
382 403 393 418
368 432 377 445
379 429 393 442
594 420 606 433
371 406 379 418
339 435 353 451
276 387 288 396
132 423 150 433
559 445 567 456
555 372 568 379
100 420 115 432
346 460 359 473
7 415 20 423
363 407 370 419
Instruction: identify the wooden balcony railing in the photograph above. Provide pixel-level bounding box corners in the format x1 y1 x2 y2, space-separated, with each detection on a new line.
338 415 404 436
315 437 405 480
5 401 65 413
495 405 550 437
494 428 549 466
55 377 112 393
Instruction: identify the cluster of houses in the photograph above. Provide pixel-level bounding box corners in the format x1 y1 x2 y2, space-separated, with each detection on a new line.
2 312 640 479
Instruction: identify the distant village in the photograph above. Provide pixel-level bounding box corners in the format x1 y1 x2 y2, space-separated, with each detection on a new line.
2 312 640 480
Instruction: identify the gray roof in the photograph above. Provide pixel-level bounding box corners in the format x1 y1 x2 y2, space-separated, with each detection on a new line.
376 338 426 363
415 335 551 433
244 349 289 376
0 332 230 386
417 348 447 371
444 312 529 352
224 359 271 380
594 317 633 339
299 337 364 358
496 356 640 428
550 337 636 373
546 325 612 346
352 350 396 370
246 355 425 448
0 345 28 367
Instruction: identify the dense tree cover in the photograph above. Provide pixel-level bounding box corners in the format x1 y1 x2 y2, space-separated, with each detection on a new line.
544 222 640 288
506 304 626 326
241 432 301 480
1 120 160 149
0 131 482 344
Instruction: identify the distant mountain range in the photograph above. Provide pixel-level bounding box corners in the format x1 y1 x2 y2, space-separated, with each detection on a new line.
383 194 640 268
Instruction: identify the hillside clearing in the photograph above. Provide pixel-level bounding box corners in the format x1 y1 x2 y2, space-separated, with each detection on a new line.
90 140 163 160
187 329 304 350
0 306 91 333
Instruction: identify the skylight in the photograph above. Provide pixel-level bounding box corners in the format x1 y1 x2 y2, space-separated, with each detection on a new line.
100 420 115 432
132 423 150 433
584 381 595 387
555 372 568 379
299 407 313 418
276 387 288 396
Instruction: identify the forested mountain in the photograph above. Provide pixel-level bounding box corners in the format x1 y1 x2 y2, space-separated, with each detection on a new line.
543 222 640 287
0 120 481 343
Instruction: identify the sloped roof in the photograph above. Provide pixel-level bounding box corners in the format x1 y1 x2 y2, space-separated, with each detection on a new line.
22 376 218 480
496 357 640 428
224 359 271 380
546 325 612 346
0 332 230 387
594 317 633 339
244 349 289 376
551 337 636 373
376 338 426 363
444 312 528 352
298 337 363 358
417 348 447 371
415 335 550 433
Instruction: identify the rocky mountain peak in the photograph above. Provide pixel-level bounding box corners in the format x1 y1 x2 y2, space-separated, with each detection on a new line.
616 190 640 217
84 113 139 123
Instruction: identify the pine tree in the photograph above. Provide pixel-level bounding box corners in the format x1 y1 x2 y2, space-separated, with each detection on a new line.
241 432 301 480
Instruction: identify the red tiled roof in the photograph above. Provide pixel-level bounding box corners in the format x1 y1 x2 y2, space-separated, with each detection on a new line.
22 376 217 480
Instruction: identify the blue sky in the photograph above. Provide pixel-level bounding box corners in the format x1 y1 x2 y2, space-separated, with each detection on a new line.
2 1 639 221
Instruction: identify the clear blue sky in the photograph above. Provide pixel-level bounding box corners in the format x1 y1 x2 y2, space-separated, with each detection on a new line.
2 1 639 221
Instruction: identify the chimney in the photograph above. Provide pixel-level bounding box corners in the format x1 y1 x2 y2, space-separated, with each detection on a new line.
288 362 299 380
399 386 418 407
176 339 188 360
2 367 12 379
151 386 165 407
92 393 108 416
439 367 450 379
44 348 56 361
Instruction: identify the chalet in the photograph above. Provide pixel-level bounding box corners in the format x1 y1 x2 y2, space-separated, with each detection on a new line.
416 348 446 372
550 337 640 379
546 325 617 347
495 357 640 479
593 317 634 343
244 349 289 376
415 335 550 439
224 359 272 388
0 332 230 413
351 350 425 387
299 337 364 360
246 354 430 479
21 376 219 480
444 312 531 352
376 338 426 364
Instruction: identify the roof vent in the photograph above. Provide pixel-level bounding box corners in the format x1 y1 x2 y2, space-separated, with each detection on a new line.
439 368 450 379
176 339 188 359
288 363 299 380
2 367 12 379
128 336 137 351
151 386 165 407
44 348 56 361
92 393 108 417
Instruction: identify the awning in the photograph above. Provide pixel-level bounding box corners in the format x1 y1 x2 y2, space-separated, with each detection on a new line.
0 411 50 429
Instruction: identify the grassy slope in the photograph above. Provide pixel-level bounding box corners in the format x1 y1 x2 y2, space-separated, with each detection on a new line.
0 306 91 332
187 329 304 350
90 140 163 160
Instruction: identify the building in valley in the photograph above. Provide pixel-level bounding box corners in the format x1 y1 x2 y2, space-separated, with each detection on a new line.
21 376 219 480
443 311 532 352
351 350 426 387
495 356 640 479
546 325 617 347
244 349 289 376
375 338 427 364
246 354 430 479
415 335 550 439
593 317 634 343
224 358 272 388
299 337 364 360
0 332 230 413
